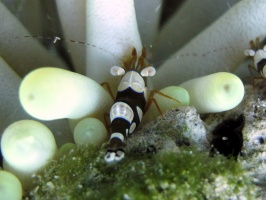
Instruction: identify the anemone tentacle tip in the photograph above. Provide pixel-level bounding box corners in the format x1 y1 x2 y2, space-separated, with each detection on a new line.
1 120 57 174
180 72 244 114
74 118 108 146
0 170 22 200
19 67 112 120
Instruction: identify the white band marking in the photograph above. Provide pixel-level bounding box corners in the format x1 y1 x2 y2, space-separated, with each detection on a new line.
110 102 134 123
110 132 125 142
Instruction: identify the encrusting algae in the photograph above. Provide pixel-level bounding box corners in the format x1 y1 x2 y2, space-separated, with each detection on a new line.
26 144 257 200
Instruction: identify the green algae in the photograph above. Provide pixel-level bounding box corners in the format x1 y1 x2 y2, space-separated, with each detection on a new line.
26 145 257 200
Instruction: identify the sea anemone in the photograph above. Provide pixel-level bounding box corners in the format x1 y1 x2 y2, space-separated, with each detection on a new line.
0 0 265 198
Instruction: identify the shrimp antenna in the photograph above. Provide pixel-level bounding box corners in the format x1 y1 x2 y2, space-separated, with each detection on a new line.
14 35 126 63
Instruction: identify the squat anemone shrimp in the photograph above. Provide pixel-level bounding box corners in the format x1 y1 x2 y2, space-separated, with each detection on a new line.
104 47 184 163
244 37 266 85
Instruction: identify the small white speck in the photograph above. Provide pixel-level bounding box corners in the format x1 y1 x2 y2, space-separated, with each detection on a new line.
69 149 75 154
123 194 131 200
260 152 266 161
222 137 228 140
46 181 55 190
160 181 169 189
53 36 61 43
253 178 259 183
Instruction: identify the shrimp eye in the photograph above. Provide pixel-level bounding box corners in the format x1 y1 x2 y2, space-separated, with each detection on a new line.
141 66 156 77
244 49 255 57
110 66 125 76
